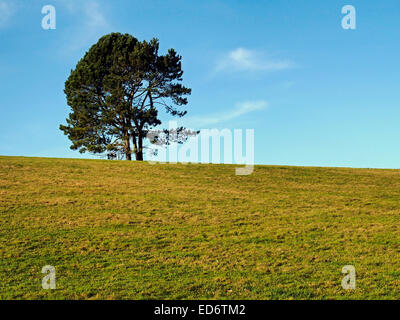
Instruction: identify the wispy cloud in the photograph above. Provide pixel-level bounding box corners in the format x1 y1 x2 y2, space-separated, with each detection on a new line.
187 100 268 127
59 0 111 53
84 1 108 29
216 48 293 73
0 1 15 28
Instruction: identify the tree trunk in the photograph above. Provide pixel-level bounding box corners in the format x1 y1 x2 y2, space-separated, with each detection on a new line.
124 137 132 160
132 135 143 161
135 151 143 161
136 135 143 161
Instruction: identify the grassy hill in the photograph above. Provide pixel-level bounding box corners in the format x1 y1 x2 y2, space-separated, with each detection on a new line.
1 156 400 299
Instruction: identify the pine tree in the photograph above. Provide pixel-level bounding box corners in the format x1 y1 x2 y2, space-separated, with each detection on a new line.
60 33 192 160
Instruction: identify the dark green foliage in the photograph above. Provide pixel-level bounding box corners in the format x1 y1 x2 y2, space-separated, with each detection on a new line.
60 33 191 160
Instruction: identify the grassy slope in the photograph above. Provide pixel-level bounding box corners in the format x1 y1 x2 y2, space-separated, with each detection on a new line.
1 156 400 299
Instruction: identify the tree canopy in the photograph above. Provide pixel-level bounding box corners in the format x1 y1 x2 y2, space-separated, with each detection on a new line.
60 32 192 160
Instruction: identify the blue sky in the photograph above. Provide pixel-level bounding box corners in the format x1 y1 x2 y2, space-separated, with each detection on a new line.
1 0 400 168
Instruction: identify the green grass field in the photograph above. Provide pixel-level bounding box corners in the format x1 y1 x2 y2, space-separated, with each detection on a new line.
1 155 400 299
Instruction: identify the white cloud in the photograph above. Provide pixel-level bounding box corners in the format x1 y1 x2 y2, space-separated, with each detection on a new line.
187 100 268 127
216 48 292 72
0 1 15 28
58 0 111 53
84 1 108 29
